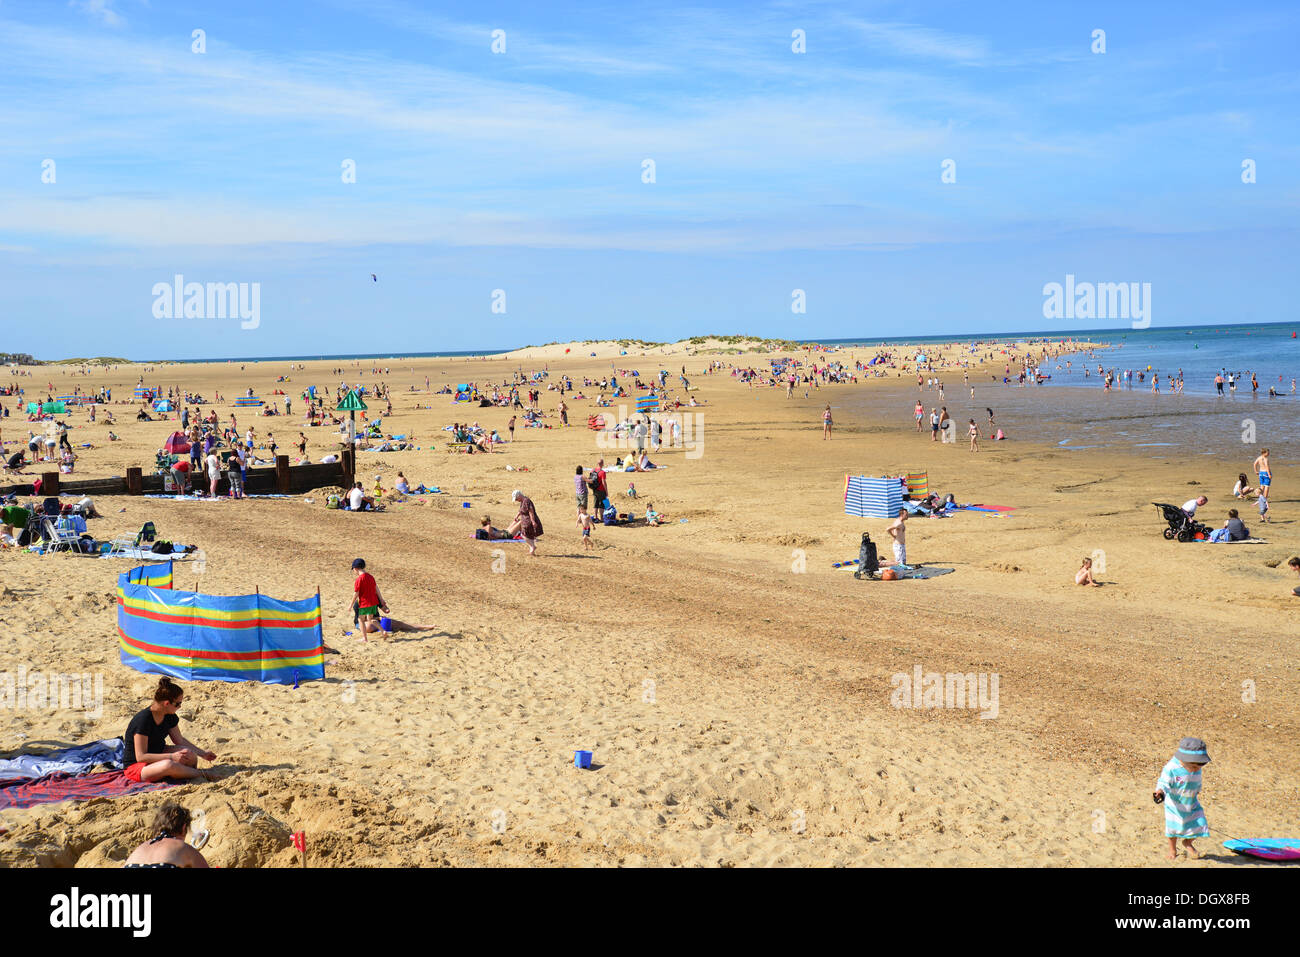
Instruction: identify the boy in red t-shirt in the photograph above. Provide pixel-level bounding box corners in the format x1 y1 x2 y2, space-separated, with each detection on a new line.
350 558 390 638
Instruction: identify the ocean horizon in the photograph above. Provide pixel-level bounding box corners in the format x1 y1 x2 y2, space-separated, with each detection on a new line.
90 320 1299 366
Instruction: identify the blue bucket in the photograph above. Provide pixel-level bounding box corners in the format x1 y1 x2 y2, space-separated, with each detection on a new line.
379 617 392 631
574 750 593 769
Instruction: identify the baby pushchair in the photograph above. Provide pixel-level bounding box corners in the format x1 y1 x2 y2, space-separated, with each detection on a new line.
1153 503 1211 542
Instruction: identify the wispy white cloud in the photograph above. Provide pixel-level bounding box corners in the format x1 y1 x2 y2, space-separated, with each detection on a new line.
69 0 123 27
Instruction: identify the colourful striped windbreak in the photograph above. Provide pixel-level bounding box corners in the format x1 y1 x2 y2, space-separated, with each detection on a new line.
117 566 324 685
635 394 659 413
119 561 174 593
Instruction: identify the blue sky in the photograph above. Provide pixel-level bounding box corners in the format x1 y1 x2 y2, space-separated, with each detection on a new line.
1 0 1297 359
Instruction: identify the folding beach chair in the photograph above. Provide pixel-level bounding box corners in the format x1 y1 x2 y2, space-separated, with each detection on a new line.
42 518 82 553
106 521 157 558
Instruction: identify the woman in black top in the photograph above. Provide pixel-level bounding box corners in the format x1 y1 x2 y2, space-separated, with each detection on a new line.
122 677 218 783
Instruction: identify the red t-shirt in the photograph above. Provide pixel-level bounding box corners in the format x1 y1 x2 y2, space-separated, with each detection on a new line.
354 572 380 608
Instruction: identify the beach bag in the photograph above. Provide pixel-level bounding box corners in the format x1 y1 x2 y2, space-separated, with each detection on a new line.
602 506 618 526
325 493 341 509
474 528 489 540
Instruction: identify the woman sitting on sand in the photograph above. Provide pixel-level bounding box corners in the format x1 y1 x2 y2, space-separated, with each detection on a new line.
1075 557 1101 587
123 803 209 869
122 677 220 784
1232 473 1256 499
635 452 658 471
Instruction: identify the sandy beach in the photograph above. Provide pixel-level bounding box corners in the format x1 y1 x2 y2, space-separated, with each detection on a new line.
1 340 1296 867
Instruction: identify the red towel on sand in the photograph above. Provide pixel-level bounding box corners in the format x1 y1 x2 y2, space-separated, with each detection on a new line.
0 770 175 810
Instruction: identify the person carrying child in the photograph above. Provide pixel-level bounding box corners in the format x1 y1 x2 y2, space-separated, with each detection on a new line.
1153 737 1211 860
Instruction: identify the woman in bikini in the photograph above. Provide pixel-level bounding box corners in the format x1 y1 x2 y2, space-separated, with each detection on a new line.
123 803 210 868
122 676 219 784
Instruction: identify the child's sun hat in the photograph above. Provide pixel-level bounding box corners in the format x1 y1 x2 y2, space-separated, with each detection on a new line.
1175 737 1211 765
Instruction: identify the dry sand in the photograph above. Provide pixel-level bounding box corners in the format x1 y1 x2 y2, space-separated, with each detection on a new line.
1 340 1296 867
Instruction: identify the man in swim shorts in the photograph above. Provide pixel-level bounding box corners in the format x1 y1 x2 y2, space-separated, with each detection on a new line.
1253 448 1271 502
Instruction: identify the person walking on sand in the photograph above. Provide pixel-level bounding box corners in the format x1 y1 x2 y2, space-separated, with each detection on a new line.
124 803 209 869
823 404 832 439
929 408 939 442
579 508 594 550
122 677 219 784
507 415 516 442
1253 448 1271 502
574 465 588 520
508 489 543 555
1153 737 1212 860
886 507 909 569
968 419 979 452
350 558 391 638
914 401 924 432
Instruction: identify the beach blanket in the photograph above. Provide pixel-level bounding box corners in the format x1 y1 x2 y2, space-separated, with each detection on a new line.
0 770 174 810
0 738 123 780
470 535 527 542
833 560 954 579
886 564 955 580
104 547 180 562
1195 538 1268 545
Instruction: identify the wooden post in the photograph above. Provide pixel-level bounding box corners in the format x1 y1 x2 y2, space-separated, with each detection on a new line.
341 448 355 491
275 455 290 494
41 471 59 496
126 467 143 495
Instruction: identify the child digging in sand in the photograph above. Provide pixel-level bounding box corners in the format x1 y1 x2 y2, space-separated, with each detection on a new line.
1153 737 1211 860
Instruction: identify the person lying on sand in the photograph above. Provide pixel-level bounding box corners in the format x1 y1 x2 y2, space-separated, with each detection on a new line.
1075 557 1101 586
123 803 209 869
123 677 220 783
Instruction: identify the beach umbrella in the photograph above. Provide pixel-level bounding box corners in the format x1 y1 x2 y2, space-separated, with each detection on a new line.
163 431 190 454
